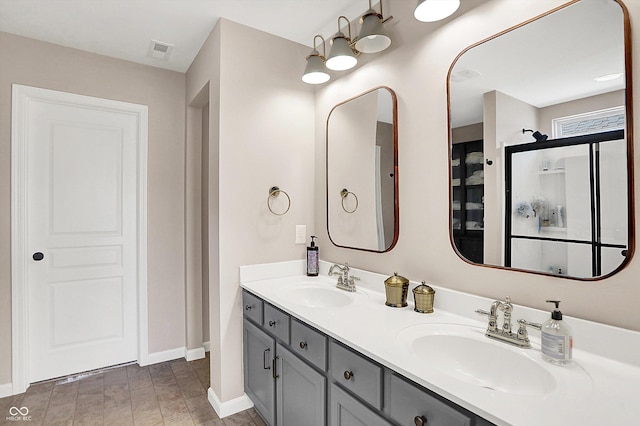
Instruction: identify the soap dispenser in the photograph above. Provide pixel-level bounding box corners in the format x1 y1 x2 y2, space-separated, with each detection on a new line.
541 300 573 365
306 236 319 277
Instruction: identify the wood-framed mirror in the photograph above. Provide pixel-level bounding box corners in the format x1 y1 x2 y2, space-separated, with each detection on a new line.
326 86 399 252
448 0 634 279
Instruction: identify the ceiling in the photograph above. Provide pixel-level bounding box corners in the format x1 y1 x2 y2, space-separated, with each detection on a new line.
450 0 626 128
0 0 367 73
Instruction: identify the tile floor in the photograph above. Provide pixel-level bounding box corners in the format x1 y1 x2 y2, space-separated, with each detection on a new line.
0 354 266 425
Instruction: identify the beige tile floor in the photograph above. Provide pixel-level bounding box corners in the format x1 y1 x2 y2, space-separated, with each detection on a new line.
0 353 266 426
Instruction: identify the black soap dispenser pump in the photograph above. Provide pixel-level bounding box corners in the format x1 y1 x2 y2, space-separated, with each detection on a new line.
307 236 319 277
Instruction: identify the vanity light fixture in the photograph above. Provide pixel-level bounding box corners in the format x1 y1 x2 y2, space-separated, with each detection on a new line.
354 0 392 54
302 35 330 84
594 72 623 82
414 0 460 22
522 128 548 142
326 16 358 71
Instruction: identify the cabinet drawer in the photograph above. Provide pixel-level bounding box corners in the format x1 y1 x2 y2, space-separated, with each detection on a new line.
290 318 327 371
329 383 391 426
329 340 382 410
242 291 263 325
264 303 290 344
385 372 472 426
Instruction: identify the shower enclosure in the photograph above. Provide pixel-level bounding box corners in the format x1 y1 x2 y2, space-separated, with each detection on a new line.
505 129 627 278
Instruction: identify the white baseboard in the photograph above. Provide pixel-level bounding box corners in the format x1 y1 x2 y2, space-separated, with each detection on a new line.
186 347 206 361
141 346 186 366
203 341 210 352
208 387 253 418
0 382 13 398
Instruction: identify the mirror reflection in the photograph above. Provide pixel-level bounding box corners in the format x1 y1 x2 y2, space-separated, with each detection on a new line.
448 0 631 278
327 87 398 252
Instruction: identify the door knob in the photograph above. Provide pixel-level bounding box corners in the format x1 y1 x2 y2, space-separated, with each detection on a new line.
32 252 44 261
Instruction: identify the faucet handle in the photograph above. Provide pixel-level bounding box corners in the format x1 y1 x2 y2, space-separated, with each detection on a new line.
475 309 490 316
518 319 541 330
517 319 542 344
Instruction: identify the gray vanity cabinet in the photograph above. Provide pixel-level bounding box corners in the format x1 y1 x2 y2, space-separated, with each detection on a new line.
330 384 391 426
291 317 327 370
264 303 290 344
329 340 383 410
384 371 472 426
242 290 495 426
243 291 326 426
243 291 264 324
276 343 326 426
243 319 276 426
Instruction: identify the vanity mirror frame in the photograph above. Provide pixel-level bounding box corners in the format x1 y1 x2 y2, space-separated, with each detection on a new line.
326 86 399 253
446 0 635 280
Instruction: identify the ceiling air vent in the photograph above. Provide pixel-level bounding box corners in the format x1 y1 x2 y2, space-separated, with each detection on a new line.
147 40 174 61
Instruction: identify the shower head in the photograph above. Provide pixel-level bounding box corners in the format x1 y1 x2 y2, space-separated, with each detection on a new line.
522 128 548 142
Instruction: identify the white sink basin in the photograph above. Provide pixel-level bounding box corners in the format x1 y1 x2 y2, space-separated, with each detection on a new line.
397 324 558 396
276 282 367 308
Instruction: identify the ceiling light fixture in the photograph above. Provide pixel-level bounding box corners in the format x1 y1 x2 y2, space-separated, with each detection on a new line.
302 35 330 85
414 0 461 22
354 0 393 54
594 73 623 82
326 16 358 71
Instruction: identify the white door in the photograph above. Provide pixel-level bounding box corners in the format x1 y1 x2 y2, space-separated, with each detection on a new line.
14 86 146 383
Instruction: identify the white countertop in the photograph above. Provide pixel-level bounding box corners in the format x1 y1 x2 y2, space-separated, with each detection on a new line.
239 260 640 426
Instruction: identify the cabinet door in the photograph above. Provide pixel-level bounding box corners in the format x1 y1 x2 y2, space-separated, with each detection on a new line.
329 384 391 426
244 320 276 426
276 343 326 426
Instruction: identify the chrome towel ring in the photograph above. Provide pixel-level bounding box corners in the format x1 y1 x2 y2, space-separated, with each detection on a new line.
267 186 291 215
340 188 358 213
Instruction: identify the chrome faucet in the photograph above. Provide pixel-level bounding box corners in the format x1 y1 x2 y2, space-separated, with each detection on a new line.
476 296 541 348
328 262 359 292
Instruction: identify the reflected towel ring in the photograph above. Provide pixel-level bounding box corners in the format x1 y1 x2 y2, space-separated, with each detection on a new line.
340 188 358 213
267 186 291 216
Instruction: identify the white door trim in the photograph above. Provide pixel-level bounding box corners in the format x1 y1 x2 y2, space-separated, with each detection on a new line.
10 84 149 394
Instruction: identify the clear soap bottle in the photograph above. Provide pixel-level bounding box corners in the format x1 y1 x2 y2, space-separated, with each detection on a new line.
541 300 573 365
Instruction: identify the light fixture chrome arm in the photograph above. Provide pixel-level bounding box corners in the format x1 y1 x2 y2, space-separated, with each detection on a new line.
313 35 326 60
337 15 352 40
366 0 393 24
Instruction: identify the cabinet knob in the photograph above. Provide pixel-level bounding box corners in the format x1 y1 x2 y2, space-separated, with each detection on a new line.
268 320 276 327
414 415 428 426
343 370 354 380
299 341 308 349
245 305 252 311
